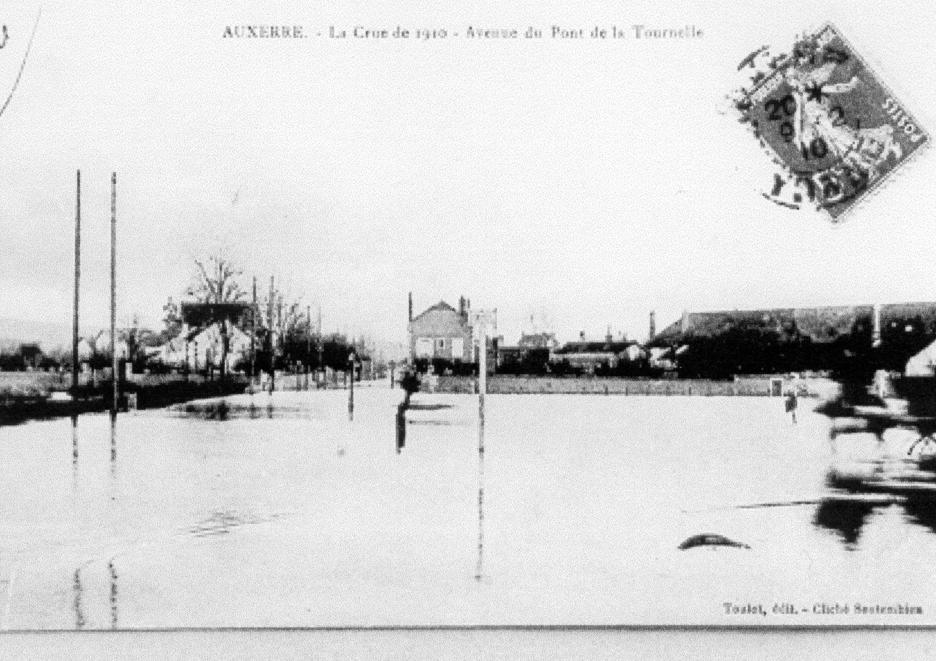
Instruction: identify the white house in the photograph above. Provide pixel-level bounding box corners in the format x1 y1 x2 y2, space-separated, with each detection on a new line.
155 325 253 372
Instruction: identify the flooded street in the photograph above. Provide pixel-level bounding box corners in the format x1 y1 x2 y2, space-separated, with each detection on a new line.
2 386 936 628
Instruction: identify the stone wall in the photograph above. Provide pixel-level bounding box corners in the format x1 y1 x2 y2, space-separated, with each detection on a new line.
424 375 832 396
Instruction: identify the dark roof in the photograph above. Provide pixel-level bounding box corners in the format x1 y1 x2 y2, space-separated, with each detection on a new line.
412 300 459 321
18 343 42 357
651 302 936 346
554 340 639 355
180 301 252 328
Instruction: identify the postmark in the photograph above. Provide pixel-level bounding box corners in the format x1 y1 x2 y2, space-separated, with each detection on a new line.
731 23 929 222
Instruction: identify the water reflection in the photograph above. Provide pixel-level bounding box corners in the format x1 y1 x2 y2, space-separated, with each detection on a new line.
110 411 117 474
814 459 936 548
813 499 875 550
70 411 119 487
187 510 286 538
901 499 936 535
172 398 289 420
72 568 84 629
71 415 78 470
72 561 119 630
395 402 406 454
108 560 118 629
67 414 121 629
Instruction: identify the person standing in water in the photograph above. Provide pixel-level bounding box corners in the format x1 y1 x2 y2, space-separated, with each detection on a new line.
785 388 798 424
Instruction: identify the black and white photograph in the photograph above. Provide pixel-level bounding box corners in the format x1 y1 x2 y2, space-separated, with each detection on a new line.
1 0 935 656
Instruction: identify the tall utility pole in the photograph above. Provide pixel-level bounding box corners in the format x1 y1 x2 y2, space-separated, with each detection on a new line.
71 170 81 395
110 172 118 414
470 309 495 581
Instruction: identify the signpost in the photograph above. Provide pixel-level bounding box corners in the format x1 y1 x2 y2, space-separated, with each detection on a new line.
470 309 495 581
110 173 118 414
72 170 81 396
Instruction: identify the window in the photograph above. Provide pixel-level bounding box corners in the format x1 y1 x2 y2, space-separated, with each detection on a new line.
415 337 433 358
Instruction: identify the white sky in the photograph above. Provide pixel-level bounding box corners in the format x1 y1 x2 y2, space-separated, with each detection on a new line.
1 0 935 347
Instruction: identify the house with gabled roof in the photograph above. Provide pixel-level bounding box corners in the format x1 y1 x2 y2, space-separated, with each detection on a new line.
407 295 474 363
150 324 252 372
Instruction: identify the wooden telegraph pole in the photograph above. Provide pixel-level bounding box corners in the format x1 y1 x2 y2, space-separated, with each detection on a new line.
471 309 494 581
72 170 81 395
110 172 118 414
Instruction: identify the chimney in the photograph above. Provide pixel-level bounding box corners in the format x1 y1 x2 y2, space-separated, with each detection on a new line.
408 292 413 322
649 311 656 341
605 325 612 344
579 330 585 341
458 296 465 316
680 310 690 334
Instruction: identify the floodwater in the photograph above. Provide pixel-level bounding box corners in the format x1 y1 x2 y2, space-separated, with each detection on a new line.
1 384 936 629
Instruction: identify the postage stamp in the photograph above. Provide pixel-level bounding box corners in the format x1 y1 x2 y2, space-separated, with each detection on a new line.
732 23 929 222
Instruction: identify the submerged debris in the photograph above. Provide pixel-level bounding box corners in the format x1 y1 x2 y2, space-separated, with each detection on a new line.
678 533 751 550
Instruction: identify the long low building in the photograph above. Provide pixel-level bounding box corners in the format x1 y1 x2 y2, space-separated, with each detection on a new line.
551 340 644 374
651 303 936 378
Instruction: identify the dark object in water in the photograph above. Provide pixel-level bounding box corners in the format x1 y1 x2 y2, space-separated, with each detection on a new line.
678 533 750 550
400 370 421 407
918 455 936 473
181 400 231 420
407 403 453 411
396 402 407 453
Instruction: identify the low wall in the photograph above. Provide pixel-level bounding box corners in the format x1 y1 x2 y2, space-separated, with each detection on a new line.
1 378 251 426
424 375 830 396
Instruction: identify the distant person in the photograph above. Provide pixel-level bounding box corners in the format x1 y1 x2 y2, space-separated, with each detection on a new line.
400 369 421 407
785 389 798 424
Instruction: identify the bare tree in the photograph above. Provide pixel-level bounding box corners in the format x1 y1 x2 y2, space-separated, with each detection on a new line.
257 286 310 369
119 314 156 373
0 10 41 121
159 297 183 343
187 255 247 378
188 256 246 305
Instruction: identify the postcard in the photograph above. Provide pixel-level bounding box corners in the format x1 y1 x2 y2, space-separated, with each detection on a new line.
1 0 936 645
